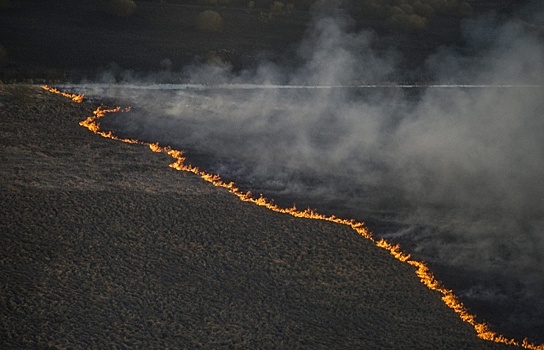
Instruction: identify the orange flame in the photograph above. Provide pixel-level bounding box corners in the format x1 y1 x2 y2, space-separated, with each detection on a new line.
42 85 544 350
41 85 84 103
78 106 138 143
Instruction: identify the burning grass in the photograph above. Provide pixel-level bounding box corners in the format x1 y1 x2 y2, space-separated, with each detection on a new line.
35 85 544 350
1 84 523 349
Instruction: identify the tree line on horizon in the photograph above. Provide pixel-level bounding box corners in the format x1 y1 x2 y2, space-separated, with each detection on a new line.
0 0 473 32
146 0 474 32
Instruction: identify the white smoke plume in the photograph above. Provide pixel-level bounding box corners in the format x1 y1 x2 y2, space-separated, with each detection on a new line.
68 2 544 342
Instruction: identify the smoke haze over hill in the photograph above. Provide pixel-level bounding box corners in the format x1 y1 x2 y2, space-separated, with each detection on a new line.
68 2 544 343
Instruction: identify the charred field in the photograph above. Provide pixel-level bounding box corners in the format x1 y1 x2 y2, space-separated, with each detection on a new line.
1 0 543 349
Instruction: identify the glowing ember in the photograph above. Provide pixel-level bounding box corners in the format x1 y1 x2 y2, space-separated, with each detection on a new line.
42 85 544 350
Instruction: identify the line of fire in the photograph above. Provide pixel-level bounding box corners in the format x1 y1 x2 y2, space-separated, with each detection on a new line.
42 85 544 350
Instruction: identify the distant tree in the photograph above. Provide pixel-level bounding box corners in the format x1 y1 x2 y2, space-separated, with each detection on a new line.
195 10 224 32
248 0 255 13
347 0 472 32
270 1 284 13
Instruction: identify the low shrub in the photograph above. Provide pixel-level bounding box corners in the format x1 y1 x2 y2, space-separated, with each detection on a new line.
270 1 284 13
102 0 137 18
247 0 255 12
195 10 224 33
205 51 229 67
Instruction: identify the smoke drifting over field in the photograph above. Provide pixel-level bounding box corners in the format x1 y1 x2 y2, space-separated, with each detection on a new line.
71 3 544 342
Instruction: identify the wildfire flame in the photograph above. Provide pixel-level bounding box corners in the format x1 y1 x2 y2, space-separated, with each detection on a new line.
42 85 544 350
41 85 84 103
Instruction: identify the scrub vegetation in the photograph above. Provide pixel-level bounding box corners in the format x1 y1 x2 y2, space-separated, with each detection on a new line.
195 9 224 32
171 0 473 31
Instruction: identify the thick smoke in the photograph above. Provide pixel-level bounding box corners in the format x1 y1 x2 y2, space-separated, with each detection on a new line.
76 3 544 342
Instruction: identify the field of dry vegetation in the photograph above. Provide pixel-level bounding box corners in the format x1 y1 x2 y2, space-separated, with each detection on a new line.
0 0 533 348
0 84 517 349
